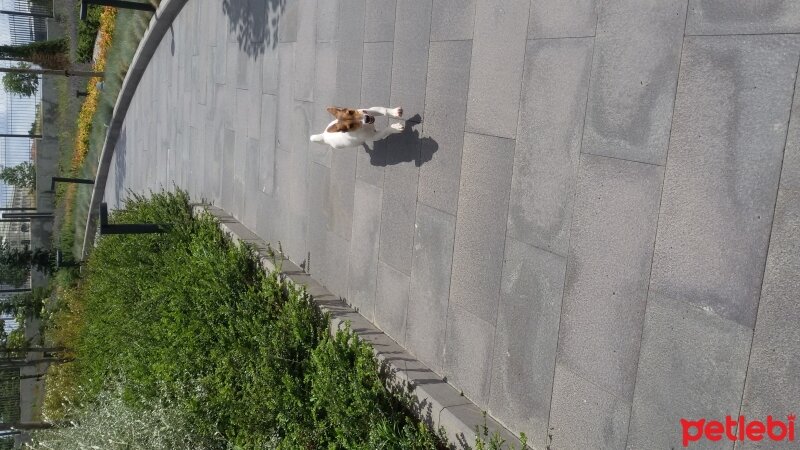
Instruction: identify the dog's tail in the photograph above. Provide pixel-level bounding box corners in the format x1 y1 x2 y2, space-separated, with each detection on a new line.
309 134 324 143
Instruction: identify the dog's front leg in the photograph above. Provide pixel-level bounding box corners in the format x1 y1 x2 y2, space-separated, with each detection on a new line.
360 107 403 119
368 123 405 142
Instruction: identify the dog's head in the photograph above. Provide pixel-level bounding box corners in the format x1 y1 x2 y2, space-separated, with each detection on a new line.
325 106 375 133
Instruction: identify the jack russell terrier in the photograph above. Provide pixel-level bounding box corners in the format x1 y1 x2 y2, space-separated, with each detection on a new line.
310 106 405 149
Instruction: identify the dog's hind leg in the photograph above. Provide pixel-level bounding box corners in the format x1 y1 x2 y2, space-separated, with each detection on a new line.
360 107 403 119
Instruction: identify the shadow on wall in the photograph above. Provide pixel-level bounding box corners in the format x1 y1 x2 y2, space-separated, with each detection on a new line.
222 0 285 56
365 116 438 167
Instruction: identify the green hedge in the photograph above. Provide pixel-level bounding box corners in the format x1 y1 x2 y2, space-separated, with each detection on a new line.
56 190 439 449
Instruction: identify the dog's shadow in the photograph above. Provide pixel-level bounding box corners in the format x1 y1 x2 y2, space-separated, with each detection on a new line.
363 115 438 167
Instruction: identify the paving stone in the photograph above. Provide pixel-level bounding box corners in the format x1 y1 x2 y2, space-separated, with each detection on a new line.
443 305 494 406
323 230 350 297
548 364 630 450
417 40 471 215
648 35 800 329
279 0 298 42
357 42 393 186
243 137 261 227
336 0 365 106
507 38 593 257
261 45 279 93
347 181 383 320
465 0 529 139
316 0 339 41
221 128 236 210
307 161 331 283
488 238 565 449
380 120 420 275
581 0 686 165
430 0 475 41
259 94 277 195
276 43 295 152
329 149 356 241
294 0 317 102
449 133 514 321
375 261 410 345
311 41 337 168
529 0 597 39
406 203 455 374
364 0 396 42
627 297 751 449
687 0 800 35
389 0 431 122
557 154 662 401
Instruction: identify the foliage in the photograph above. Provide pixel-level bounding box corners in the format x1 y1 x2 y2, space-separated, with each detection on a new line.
0 241 53 286
0 39 67 61
43 189 440 449
0 287 49 319
473 415 528 450
76 5 103 63
2 63 38 97
29 383 212 450
0 162 36 191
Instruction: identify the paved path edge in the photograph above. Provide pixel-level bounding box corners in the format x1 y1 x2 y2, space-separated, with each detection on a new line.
82 0 190 258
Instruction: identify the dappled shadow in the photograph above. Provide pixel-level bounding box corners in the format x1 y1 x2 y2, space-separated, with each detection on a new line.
222 0 285 56
364 115 438 167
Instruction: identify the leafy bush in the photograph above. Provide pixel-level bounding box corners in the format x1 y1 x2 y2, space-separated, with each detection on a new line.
45 189 440 449
76 5 103 63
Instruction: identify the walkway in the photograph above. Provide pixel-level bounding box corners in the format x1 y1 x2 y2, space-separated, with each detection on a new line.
104 1 800 448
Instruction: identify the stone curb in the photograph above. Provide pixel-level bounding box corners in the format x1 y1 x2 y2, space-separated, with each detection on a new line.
81 0 190 259
193 204 528 450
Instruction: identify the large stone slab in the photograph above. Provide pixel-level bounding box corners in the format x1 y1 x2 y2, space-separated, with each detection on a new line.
293 0 317 102
347 180 383 321
259 94 277 195
307 161 331 282
648 35 800 329
364 0 395 42
276 43 295 152
335 0 365 106
357 42 393 186
449 133 515 321
430 0 475 41
317 0 339 42
378 123 422 275
443 305 495 406
557 154 662 401
488 238 565 450
465 0 529 139
329 149 356 241
389 0 431 122
417 40 471 216
687 0 800 35
581 0 686 165
627 297 751 449
738 70 800 448
406 203 456 374
375 261 410 345
548 365 630 450
528 0 597 39
507 37 593 257
312 41 337 168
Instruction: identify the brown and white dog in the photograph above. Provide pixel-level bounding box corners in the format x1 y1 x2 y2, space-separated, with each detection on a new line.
309 106 404 149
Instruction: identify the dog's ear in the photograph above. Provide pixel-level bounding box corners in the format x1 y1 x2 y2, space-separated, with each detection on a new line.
326 106 339 117
326 122 348 133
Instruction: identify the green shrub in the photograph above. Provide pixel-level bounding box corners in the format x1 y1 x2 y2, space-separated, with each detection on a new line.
76 4 102 63
51 189 439 449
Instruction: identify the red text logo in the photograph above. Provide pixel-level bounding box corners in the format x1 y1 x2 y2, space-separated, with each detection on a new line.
681 415 795 447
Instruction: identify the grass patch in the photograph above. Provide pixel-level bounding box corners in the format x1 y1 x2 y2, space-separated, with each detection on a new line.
39 189 441 449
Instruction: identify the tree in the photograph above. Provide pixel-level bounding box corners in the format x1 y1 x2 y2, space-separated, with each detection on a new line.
0 162 36 191
0 241 53 287
0 38 68 69
2 63 38 97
